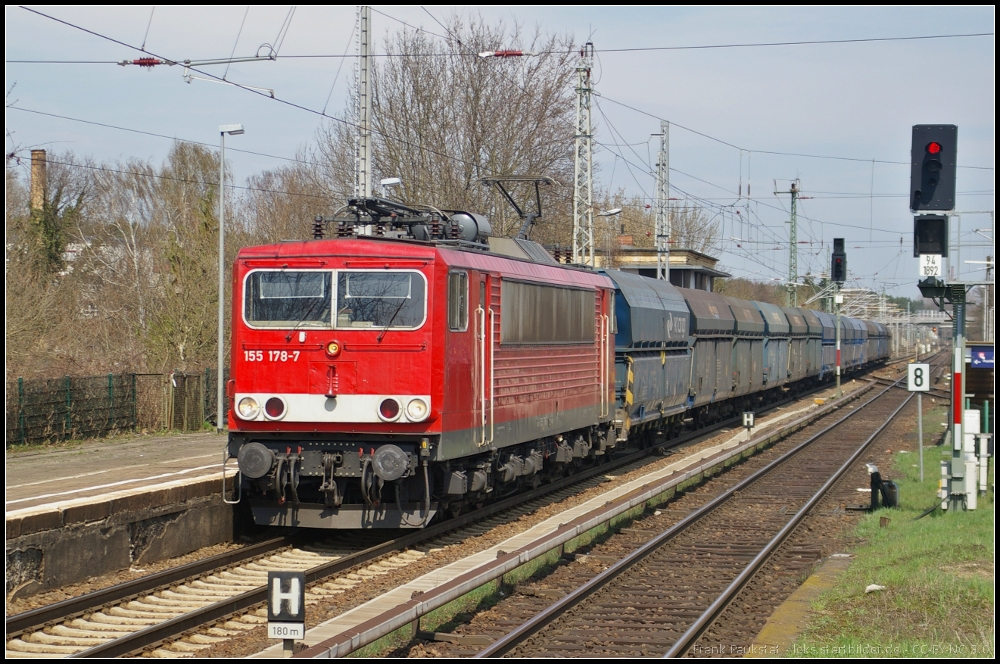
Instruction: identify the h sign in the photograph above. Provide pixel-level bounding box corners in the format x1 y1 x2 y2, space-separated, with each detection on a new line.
907 363 931 392
267 571 306 622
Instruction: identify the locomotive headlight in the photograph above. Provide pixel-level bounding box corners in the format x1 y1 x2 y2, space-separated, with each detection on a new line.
237 397 260 420
405 398 429 422
325 340 342 357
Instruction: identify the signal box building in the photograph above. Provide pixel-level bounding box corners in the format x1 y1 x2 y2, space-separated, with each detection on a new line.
591 247 730 292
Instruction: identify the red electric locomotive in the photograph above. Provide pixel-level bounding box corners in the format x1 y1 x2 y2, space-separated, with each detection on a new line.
227 199 616 528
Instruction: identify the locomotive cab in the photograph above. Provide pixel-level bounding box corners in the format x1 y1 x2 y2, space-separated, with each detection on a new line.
228 239 443 528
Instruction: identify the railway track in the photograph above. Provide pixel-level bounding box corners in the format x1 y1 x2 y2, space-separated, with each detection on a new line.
6 385 819 659
6 474 628 658
873 354 950 399
472 374 919 658
5 366 903 658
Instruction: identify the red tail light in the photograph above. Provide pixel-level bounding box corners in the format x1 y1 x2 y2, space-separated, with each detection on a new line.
379 398 400 420
265 397 286 419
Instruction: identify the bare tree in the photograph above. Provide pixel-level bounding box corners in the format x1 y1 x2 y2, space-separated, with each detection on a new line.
5 159 60 379
714 276 785 305
242 155 337 243
142 142 228 372
669 206 720 254
593 189 721 260
77 157 163 370
5 153 97 378
315 14 578 244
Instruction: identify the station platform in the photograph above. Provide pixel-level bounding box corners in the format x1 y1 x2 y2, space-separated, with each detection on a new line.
5 431 235 599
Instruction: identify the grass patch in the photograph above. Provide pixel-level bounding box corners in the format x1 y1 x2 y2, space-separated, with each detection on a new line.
792 404 994 658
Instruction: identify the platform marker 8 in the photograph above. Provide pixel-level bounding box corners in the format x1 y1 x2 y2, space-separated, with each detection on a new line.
907 363 930 392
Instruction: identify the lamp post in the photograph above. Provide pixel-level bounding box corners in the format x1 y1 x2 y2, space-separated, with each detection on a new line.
835 288 843 398
218 124 244 434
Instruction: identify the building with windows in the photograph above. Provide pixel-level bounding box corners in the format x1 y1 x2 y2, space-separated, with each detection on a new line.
592 246 729 292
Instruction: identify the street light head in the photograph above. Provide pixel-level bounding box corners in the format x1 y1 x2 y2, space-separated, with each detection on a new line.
220 124 245 135
379 177 402 198
598 208 622 217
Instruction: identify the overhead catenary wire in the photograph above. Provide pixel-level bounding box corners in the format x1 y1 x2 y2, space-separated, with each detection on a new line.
139 6 155 51
589 139 799 248
16 6 489 175
12 4 993 285
590 31 994 53
14 29 992 62
418 6 454 39
591 128 788 270
593 104 654 202
11 8 993 173
589 140 932 282
595 93 993 171
8 5 668 218
8 152 340 202
271 6 297 56
222 7 251 81
7 105 324 167
321 19 357 115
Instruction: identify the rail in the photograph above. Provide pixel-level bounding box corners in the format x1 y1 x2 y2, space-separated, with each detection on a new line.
10 365 898 658
19 399 792 658
474 379 911 657
296 382 883 657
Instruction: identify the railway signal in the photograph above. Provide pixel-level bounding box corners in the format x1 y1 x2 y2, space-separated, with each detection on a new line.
909 124 957 212
831 238 847 284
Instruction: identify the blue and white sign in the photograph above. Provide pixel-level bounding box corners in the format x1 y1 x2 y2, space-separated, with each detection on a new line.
970 346 994 369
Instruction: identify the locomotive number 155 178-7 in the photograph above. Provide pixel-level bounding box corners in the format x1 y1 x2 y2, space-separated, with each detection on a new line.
244 350 301 362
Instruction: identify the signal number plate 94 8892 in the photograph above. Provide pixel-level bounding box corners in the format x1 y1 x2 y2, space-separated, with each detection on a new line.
244 350 300 362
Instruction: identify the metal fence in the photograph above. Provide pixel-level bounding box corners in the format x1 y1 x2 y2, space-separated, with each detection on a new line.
6 369 227 447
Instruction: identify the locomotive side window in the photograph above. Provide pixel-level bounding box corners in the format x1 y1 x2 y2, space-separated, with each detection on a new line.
245 271 332 327
500 280 595 345
448 271 468 331
609 292 617 333
336 271 426 329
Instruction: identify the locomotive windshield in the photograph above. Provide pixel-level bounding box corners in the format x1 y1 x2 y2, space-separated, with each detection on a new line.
336 271 426 329
245 271 332 327
243 269 426 329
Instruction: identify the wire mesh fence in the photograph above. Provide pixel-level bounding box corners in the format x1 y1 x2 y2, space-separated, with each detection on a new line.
6 369 227 447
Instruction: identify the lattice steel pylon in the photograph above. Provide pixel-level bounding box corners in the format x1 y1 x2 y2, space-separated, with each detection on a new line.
572 42 594 266
655 121 670 281
774 179 800 306
355 5 372 199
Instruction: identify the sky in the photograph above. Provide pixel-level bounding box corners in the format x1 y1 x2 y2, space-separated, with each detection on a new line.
5 6 995 301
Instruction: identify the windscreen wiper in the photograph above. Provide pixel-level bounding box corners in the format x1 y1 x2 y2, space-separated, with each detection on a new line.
376 299 407 343
285 298 326 342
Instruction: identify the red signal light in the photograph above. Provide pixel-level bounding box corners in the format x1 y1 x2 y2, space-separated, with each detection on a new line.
926 142 942 155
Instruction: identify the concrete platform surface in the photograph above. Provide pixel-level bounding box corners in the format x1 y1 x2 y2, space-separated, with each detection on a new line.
6 431 228 512
5 431 234 597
